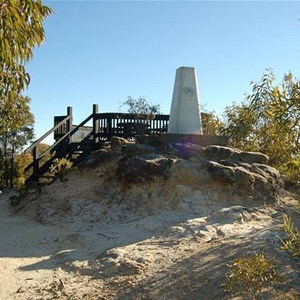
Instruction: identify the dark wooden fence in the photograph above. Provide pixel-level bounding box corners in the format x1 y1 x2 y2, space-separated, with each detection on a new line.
95 112 169 142
53 110 169 143
24 104 169 183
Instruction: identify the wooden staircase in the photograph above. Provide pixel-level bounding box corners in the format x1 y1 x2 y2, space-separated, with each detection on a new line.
24 105 100 184
24 104 170 184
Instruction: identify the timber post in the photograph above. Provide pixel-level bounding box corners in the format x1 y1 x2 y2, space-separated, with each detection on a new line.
64 106 73 156
107 116 113 140
32 146 39 181
66 106 73 139
55 106 73 158
93 104 99 147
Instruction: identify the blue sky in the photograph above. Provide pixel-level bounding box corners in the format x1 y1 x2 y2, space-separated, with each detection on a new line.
26 1 300 142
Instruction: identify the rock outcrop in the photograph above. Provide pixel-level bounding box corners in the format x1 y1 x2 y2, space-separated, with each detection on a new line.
204 145 280 201
20 135 283 223
116 138 281 207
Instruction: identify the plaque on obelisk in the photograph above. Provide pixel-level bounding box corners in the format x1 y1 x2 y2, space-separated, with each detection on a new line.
168 67 203 134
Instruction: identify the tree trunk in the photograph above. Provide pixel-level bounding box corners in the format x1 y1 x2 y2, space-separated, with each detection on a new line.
9 142 15 188
3 133 9 188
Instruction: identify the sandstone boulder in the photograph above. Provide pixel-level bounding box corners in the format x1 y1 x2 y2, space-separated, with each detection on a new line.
238 151 269 164
205 147 281 204
78 149 121 169
121 143 157 158
205 145 236 161
117 153 174 183
111 136 129 148
205 145 269 164
206 161 236 184
135 134 161 146
164 142 203 158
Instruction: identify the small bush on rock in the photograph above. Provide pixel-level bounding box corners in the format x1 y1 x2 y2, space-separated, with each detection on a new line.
50 158 73 182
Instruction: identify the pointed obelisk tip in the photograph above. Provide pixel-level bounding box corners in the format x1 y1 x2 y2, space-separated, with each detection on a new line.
168 67 203 134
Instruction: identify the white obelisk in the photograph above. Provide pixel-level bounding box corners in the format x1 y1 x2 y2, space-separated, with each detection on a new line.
168 67 203 134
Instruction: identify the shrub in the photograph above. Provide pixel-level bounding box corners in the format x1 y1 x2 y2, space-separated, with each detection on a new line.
223 253 280 299
49 158 73 182
279 159 300 188
281 214 300 258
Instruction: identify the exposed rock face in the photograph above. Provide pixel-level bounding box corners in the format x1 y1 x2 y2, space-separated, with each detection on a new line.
21 136 283 224
204 145 280 203
135 134 162 146
110 136 130 148
205 145 269 164
78 149 121 170
117 153 175 183
114 140 281 207
121 144 158 158
163 142 203 158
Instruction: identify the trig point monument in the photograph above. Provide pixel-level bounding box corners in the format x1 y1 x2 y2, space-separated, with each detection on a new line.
168 66 203 134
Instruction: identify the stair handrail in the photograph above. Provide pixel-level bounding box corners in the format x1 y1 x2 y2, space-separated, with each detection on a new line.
24 105 101 184
24 115 71 154
38 113 94 159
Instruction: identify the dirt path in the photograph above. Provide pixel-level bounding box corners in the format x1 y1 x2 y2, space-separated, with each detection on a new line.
0 191 299 300
0 192 62 299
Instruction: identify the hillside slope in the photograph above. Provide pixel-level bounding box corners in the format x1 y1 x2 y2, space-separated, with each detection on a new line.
0 138 299 299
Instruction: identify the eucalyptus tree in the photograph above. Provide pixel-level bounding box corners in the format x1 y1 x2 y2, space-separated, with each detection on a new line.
201 110 223 135
0 0 52 187
223 70 300 166
0 0 52 129
0 95 34 187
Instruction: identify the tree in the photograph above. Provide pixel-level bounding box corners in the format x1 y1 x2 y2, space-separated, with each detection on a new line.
0 1 52 187
119 96 161 135
0 96 34 188
201 110 223 135
121 96 161 116
0 126 34 188
0 0 52 134
0 0 52 107
222 70 300 166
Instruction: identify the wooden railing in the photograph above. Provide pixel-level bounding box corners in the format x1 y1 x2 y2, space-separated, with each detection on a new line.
95 112 169 141
24 113 72 182
24 104 169 183
24 104 99 183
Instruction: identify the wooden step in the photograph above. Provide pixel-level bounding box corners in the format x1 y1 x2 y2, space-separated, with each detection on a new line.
25 139 93 184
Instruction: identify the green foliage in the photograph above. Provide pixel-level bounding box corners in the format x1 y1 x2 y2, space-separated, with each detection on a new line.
121 96 161 117
222 71 300 166
222 101 258 150
120 96 161 135
14 152 33 187
278 158 300 187
201 111 223 135
0 0 52 65
0 95 34 134
0 0 52 102
281 214 300 258
223 253 280 299
0 96 34 188
49 158 73 182
0 101 34 189
0 1 51 188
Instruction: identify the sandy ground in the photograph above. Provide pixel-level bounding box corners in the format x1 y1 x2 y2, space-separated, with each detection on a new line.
0 190 299 300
